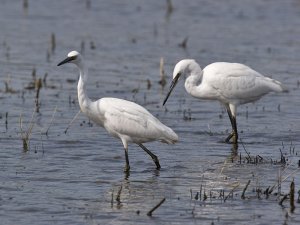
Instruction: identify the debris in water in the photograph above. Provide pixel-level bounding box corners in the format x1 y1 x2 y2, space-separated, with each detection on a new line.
147 198 166 216
23 0 28 9
159 57 166 87
241 180 251 199
19 112 35 152
64 110 81 134
178 36 188 49
166 0 173 18
90 41 96 49
290 180 295 213
51 33 56 53
35 78 42 113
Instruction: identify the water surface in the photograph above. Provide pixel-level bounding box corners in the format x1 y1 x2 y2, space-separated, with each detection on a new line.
0 0 300 224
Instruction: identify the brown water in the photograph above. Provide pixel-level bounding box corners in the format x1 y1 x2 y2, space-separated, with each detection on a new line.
0 0 300 224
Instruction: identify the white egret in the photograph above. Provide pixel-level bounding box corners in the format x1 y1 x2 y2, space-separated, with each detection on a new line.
57 51 178 172
163 59 286 144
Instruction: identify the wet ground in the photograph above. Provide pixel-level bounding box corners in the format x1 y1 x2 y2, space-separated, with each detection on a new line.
0 0 300 224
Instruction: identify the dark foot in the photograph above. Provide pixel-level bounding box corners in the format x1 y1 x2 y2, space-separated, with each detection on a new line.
225 132 234 143
153 156 161 170
138 143 161 170
225 131 238 144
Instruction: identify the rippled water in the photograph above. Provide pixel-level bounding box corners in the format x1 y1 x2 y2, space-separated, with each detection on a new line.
1 0 300 224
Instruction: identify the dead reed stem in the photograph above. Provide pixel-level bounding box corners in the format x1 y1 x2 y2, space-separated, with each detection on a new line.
279 194 288 206
224 184 240 202
290 180 295 213
241 180 251 199
43 106 57 135
64 110 81 134
159 57 166 87
19 112 35 151
147 198 166 216
35 78 42 112
51 33 56 53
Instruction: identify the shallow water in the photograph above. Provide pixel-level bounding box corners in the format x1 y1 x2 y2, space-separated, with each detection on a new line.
0 0 300 224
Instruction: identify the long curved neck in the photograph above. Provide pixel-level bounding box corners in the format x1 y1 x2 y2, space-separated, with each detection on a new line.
184 67 203 97
77 61 92 113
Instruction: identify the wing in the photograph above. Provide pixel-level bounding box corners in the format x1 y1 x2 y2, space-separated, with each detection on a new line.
100 98 166 140
203 62 273 102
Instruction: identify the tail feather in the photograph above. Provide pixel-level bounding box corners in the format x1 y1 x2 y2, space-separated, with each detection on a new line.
264 77 288 93
150 117 178 144
161 126 178 144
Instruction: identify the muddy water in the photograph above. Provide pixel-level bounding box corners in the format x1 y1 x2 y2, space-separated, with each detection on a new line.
0 0 300 224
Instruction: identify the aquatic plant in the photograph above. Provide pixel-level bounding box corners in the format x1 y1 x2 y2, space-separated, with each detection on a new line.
19 112 35 152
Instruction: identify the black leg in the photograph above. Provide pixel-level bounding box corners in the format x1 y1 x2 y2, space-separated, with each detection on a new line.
232 116 238 144
138 144 161 170
225 106 238 144
124 148 130 172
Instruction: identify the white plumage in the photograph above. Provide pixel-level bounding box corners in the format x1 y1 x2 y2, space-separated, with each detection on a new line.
163 59 286 144
58 51 178 172
89 98 177 145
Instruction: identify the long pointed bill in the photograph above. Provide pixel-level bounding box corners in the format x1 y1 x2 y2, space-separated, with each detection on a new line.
163 73 180 106
57 57 73 66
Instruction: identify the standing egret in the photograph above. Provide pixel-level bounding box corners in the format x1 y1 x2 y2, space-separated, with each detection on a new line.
57 51 178 172
163 59 286 144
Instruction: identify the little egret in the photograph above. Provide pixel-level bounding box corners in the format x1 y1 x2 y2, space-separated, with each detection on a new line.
57 51 178 172
163 59 286 144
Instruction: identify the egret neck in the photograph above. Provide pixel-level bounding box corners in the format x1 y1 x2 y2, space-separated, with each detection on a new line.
77 60 92 114
184 69 209 100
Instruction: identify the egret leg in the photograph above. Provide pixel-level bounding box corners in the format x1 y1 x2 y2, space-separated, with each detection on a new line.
232 117 238 144
138 144 161 170
124 147 130 172
225 131 234 143
225 106 238 144
121 138 130 172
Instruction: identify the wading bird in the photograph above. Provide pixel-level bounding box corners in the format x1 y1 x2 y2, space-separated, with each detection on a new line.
58 51 178 172
163 59 286 144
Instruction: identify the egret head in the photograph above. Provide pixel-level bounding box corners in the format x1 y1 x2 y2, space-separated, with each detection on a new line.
57 51 82 67
163 59 198 105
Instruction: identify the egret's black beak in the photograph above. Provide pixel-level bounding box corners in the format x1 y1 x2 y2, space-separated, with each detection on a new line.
163 73 180 106
57 56 75 66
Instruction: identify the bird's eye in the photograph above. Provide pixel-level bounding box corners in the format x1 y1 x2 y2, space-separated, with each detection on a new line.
175 72 181 81
69 55 77 61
